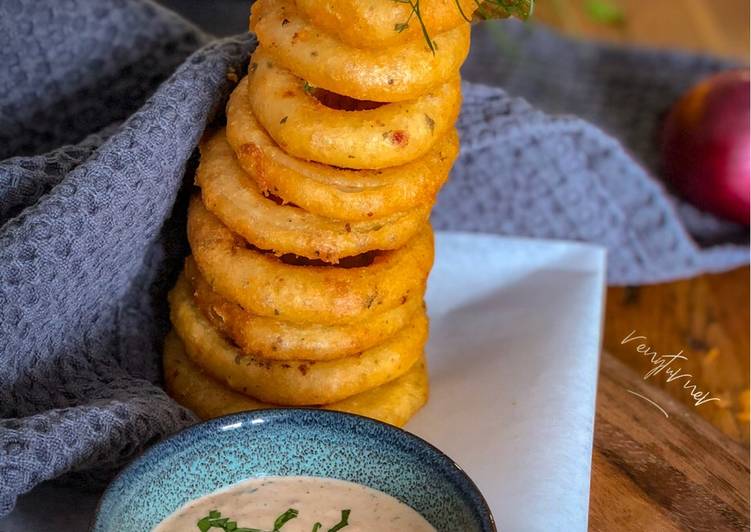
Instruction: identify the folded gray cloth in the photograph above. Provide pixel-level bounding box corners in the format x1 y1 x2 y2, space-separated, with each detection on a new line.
0 0 747 517
458 22 749 255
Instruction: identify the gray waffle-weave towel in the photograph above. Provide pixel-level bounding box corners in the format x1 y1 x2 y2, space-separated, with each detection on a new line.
0 0 748 517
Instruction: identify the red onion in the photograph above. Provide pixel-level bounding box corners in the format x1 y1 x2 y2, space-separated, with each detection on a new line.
661 70 750 225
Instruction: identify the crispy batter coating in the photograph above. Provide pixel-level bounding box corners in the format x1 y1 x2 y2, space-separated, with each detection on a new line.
186 256 424 361
169 274 427 405
251 0 470 102
164 330 429 427
295 0 477 49
246 48 462 169
197 128 430 262
226 78 458 221
188 196 434 324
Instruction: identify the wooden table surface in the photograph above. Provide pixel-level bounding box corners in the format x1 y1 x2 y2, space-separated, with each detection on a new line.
535 1 750 529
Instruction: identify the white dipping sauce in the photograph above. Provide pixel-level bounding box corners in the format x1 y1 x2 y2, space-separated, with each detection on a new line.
153 476 436 532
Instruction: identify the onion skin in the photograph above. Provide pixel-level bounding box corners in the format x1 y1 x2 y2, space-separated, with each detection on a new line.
661 70 750 225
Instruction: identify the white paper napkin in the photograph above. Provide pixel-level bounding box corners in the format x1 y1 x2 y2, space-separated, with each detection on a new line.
0 232 606 531
408 232 607 532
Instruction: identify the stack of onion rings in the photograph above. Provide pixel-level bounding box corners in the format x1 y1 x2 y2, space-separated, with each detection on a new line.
170 274 426 405
226 78 459 221
164 0 473 426
185 256 423 360
295 0 477 48
187 197 433 323
246 49 462 169
164 331 429 426
251 0 470 102
197 128 431 262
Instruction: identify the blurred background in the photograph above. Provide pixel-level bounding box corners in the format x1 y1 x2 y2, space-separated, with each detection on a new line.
157 0 749 61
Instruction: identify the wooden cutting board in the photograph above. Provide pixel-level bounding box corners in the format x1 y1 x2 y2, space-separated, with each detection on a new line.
589 353 750 531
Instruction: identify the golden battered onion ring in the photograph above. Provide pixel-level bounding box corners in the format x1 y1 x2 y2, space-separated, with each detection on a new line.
295 0 477 49
197 128 429 262
169 274 427 405
163 330 429 426
226 78 458 221
251 0 470 102
188 197 434 324
246 50 462 169
185 257 423 361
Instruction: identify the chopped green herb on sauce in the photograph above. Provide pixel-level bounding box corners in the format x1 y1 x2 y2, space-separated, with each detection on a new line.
273 508 300 531
197 508 264 532
196 508 349 532
326 509 351 532
156 476 433 532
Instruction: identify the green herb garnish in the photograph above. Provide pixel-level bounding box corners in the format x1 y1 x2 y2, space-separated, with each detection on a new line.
474 0 534 20
273 509 299 531
196 508 352 532
395 0 534 52
196 508 298 532
394 0 437 52
196 509 261 532
327 509 351 532
303 81 316 95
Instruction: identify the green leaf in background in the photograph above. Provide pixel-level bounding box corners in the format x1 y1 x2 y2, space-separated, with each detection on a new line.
584 0 625 26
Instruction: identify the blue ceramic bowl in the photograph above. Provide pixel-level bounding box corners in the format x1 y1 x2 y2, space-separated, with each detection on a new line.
93 409 495 531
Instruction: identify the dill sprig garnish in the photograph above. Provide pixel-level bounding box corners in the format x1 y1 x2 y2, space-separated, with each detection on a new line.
395 0 535 52
394 0 438 53
474 0 535 20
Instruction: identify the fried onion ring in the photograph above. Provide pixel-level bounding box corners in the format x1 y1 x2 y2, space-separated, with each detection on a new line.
169 274 427 405
163 330 429 426
295 0 477 49
251 0 470 102
197 128 429 262
246 50 462 169
226 78 458 221
188 196 434 324
186 256 424 361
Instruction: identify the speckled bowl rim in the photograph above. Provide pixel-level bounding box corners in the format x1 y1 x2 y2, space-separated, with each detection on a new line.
92 408 496 531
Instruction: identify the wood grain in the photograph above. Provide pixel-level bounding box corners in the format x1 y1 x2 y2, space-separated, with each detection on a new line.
590 353 750 531
605 268 750 446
